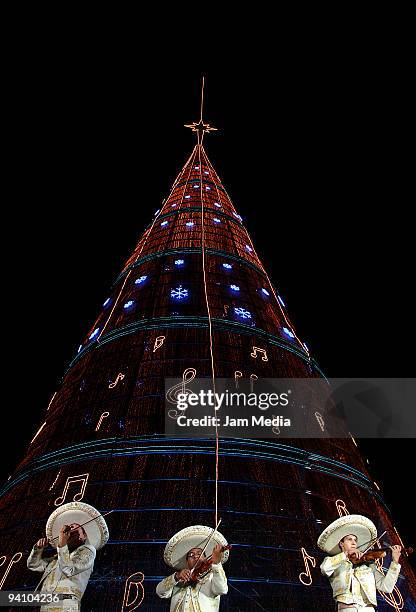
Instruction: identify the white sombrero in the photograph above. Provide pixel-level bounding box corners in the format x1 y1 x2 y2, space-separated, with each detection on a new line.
164 525 229 570
46 502 109 550
317 514 377 556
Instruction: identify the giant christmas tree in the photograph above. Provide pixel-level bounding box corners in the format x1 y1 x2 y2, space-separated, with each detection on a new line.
0 83 415 611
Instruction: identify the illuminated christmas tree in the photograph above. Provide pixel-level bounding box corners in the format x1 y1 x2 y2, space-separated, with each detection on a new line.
0 81 415 611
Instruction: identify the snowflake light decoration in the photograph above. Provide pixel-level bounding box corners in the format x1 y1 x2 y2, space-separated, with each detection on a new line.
223 263 232 270
89 328 100 340
161 221 168 227
174 259 185 266
171 286 189 300
124 300 135 310
213 218 221 224
283 326 295 339
135 275 147 285
234 307 252 319
230 285 240 292
186 221 195 227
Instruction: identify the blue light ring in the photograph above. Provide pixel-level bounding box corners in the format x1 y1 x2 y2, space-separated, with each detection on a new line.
1 440 384 508
68 317 319 375
69 319 320 377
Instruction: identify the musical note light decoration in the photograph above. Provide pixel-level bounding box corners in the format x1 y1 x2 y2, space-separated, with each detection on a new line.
153 335 165 352
109 373 125 389
54 473 89 506
0 552 23 590
335 499 350 517
250 346 268 362
121 571 145 611
299 547 316 586
96 412 110 431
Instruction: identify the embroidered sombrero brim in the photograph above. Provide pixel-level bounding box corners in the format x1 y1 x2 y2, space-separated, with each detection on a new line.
317 514 377 556
164 525 229 570
46 502 109 550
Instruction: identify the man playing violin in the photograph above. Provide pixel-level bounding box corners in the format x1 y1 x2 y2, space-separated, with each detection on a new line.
27 502 109 611
156 525 229 611
318 515 401 611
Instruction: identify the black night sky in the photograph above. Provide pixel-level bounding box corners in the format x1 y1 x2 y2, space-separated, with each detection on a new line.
3 49 414 559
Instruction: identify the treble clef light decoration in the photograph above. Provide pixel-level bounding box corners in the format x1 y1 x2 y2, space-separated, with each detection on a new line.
166 368 196 420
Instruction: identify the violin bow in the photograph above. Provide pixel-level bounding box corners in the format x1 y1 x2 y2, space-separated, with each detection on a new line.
48 510 114 542
357 530 387 555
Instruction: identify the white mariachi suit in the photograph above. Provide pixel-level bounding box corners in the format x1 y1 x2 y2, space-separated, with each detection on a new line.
156 563 228 611
320 551 401 610
27 543 96 611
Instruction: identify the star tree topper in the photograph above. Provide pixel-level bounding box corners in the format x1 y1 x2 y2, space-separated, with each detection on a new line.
184 76 218 145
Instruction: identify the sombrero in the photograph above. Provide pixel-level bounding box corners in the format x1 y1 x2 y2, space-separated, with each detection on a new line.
317 514 377 556
46 502 109 550
164 525 229 570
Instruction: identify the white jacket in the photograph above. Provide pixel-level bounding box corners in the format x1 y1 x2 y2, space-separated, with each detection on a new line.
321 551 400 606
27 544 96 602
156 563 228 611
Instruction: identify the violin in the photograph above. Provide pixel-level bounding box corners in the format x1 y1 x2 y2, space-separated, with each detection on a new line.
349 545 413 565
187 545 232 584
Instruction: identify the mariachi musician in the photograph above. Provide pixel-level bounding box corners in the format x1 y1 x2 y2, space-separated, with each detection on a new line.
27 501 109 611
156 524 229 611
318 514 401 611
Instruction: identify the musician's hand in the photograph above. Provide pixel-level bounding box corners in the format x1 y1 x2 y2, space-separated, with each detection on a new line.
58 525 70 548
348 550 363 561
391 545 401 563
35 538 48 549
211 544 223 564
176 569 191 583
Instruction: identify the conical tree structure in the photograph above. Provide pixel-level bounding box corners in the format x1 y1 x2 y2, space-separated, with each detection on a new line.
1 115 415 610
